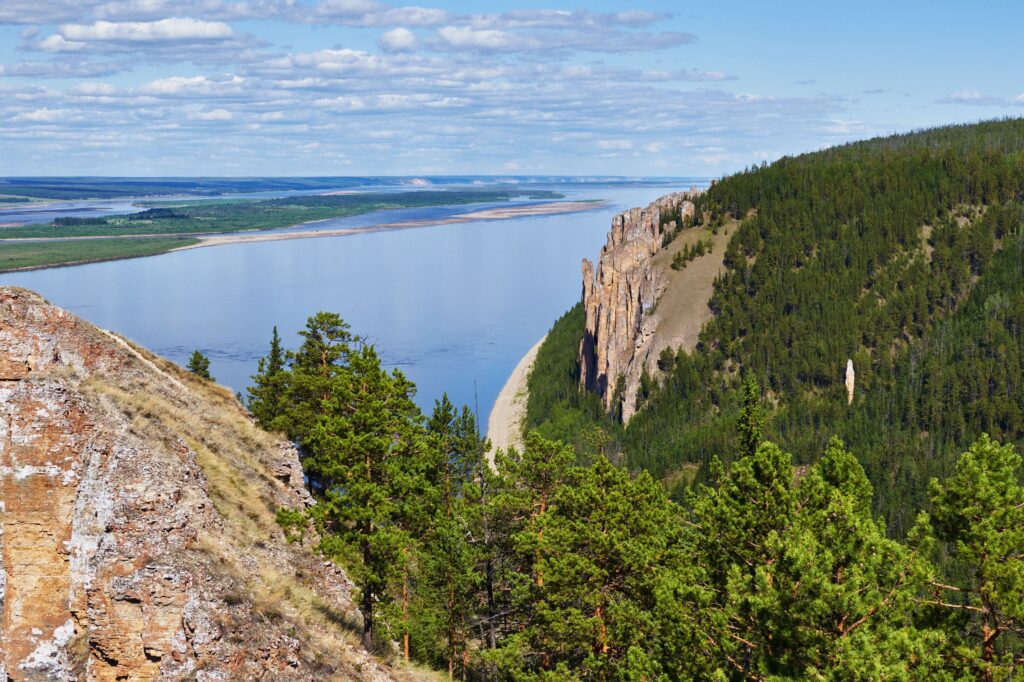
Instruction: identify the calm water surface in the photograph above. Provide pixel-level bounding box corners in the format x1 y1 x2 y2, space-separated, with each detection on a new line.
0 183 702 429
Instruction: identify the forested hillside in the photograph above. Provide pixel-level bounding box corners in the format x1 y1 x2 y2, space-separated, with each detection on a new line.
246 310 1024 679
529 118 1024 534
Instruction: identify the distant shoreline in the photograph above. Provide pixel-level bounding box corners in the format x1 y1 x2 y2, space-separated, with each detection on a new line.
171 200 607 252
0 200 606 274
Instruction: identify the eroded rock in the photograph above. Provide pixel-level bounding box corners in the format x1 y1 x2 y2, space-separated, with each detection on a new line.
0 287 413 681
580 192 698 421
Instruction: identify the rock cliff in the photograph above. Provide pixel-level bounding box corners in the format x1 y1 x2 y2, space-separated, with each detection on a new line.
0 287 414 681
579 191 699 421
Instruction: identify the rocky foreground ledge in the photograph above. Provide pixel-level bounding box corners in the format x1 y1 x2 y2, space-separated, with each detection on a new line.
0 287 411 681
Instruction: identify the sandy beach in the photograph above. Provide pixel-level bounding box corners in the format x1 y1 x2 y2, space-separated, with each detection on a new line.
173 200 605 252
486 334 546 467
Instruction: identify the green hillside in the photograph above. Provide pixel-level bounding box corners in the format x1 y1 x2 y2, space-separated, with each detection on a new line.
528 118 1024 534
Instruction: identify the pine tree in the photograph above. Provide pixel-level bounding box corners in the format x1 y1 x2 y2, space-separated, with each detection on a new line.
914 434 1024 680
737 375 766 458
280 312 354 443
660 438 944 680
412 396 489 677
504 456 680 679
186 349 212 380
247 326 287 430
279 339 428 651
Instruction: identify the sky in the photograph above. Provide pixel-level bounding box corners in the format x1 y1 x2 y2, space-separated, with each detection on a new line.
0 0 1022 177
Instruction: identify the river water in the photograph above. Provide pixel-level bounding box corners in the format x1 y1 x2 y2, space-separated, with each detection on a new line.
0 181 704 429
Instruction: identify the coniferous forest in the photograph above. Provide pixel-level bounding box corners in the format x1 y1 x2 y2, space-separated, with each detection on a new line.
243 119 1024 680
529 118 1024 534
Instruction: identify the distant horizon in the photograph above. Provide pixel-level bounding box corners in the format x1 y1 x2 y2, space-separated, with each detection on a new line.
0 174 712 179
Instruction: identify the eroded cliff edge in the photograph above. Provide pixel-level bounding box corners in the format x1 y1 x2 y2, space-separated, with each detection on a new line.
580 189 727 422
0 287 412 681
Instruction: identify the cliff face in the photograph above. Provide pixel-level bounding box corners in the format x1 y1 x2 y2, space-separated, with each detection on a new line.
580 192 697 421
0 287 410 681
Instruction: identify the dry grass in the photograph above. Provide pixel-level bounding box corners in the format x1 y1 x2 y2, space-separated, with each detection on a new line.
647 221 736 360
76 335 429 680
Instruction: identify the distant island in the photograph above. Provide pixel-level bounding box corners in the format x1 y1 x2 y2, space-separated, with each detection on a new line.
0 188 610 272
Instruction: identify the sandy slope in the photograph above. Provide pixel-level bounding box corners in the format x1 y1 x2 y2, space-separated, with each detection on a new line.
486 334 546 466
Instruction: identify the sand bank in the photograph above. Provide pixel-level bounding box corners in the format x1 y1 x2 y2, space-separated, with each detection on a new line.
486 334 546 467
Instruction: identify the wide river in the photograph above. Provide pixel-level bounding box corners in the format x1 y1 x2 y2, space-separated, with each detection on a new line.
0 182 704 431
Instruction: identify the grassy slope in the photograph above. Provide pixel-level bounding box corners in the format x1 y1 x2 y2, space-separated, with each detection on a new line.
0 237 199 273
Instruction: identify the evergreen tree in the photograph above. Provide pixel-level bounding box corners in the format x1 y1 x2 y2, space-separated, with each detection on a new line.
498 456 680 679
247 326 287 429
186 349 212 380
412 396 489 677
279 341 428 651
737 375 767 458
279 312 354 443
659 438 945 680
914 434 1024 680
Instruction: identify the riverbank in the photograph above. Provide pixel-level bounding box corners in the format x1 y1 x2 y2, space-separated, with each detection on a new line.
0 200 605 273
487 334 546 466
172 200 605 252
0 237 200 274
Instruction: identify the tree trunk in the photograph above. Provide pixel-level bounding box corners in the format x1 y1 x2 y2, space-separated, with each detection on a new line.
402 574 410 662
362 583 374 651
362 528 374 651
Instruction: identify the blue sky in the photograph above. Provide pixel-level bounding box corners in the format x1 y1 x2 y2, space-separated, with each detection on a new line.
0 0 1021 176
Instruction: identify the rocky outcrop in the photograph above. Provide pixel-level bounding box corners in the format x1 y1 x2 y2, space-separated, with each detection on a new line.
580 191 698 421
845 359 856 405
0 287 413 681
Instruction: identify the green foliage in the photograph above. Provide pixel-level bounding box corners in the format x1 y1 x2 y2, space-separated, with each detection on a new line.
528 118 1024 534
247 326 287 429
186 350 212 380
669 238 712 270
525 304 620 461
0 236 198 273
257 315 1024 678
737 375 766 458
913 434 1024 679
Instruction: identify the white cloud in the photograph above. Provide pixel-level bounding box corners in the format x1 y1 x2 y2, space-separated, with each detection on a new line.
379 27 416 52
938 90 1014 106
503 160 519 171
36 35 89 52
188 107 234 120
71 82 118 95
309 1 449 26
0 59 126 78
437 26 524 51
13 108 67 122
60 18 234 42
139 74 245 96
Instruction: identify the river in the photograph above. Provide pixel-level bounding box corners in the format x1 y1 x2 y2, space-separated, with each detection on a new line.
0 181 705 430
